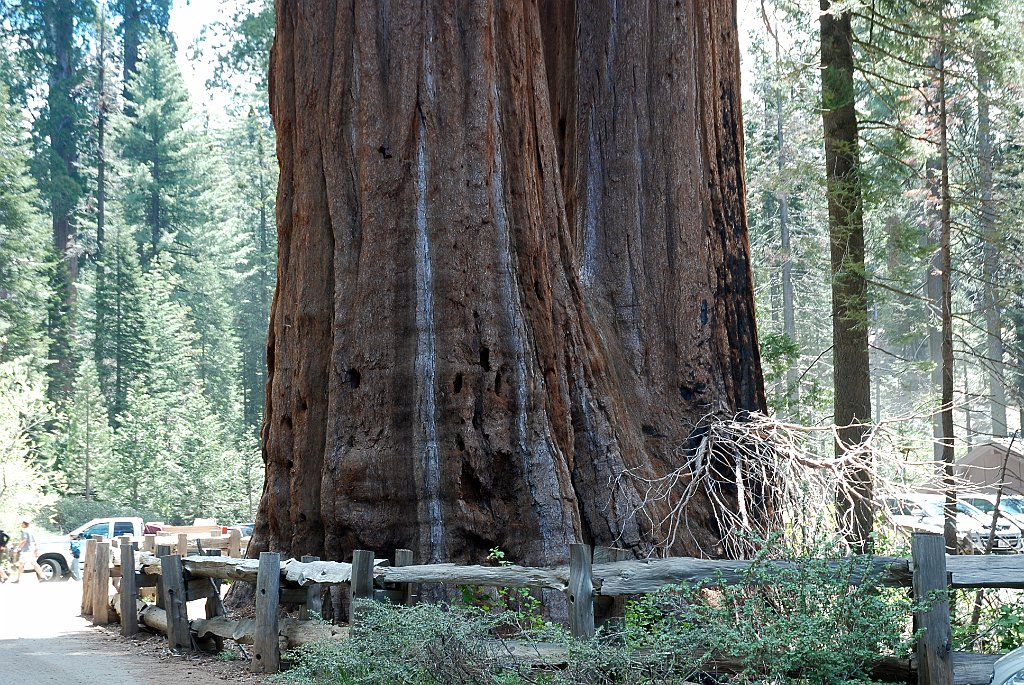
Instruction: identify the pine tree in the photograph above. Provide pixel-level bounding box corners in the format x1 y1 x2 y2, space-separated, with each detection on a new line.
222 104 276 430
94 224 148 423
115 34 200 266
0 82 54 364
59 354 112 499
1 0 94 404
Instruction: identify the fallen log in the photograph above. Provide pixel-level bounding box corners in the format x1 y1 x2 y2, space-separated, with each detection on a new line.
135 600 347 648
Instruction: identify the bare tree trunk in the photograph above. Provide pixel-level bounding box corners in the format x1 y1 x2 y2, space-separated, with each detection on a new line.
934 25 957 555
96 6 108 256
44 2 80 403
976 48 1007 439
256 0 765 568
774 31 798 413
820 1 873 552
122 0 141 94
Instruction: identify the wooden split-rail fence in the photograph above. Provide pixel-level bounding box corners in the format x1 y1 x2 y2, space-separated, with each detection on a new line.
79 532 1024 684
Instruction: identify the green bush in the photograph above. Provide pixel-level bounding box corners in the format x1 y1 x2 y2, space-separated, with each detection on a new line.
275 602 510 685
459 547 544 633
951 588 1024 653
276 539 915 685
623 546 915 684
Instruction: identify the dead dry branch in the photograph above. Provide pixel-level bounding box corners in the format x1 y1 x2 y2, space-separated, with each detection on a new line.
613 411 975 558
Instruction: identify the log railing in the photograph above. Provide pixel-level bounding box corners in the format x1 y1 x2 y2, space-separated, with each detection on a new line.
81 532 1012 684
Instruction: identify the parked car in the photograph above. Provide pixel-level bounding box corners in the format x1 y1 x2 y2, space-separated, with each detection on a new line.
882 494 1022 553
29 517 146 581
960 494 1024 532
991 645 1024 685
1000 495 1024 520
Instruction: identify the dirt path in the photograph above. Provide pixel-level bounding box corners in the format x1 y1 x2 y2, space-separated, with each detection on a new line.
0 575 268 685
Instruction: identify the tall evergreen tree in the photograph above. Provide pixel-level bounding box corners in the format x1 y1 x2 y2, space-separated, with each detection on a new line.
0 82 54 364
223 105 276 430
115 35 199 266
59 354 112 498
821 0 873 550
2 0 94 404
94 225 148 423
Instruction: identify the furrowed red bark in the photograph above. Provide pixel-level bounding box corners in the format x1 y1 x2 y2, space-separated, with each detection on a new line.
255 0 766 569
541 0 767 551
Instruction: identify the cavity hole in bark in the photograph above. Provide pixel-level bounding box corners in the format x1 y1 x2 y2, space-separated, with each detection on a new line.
700 299 709 326
453 373 464 394
282 415 292 429
347 435 355 448
377 145 392 159
642 424 665 438
479 346 490 371
455 433 465 451
298 513 307 522
346 368 361 389
287 460 294 469
495 370 502 396
298 398 307 411
534 280 544 301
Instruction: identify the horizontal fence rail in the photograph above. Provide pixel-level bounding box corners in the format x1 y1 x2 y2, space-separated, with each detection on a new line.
83 533 1022 684
134 552 923 594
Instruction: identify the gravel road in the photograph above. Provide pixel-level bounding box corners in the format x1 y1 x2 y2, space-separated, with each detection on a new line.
0 575 265 685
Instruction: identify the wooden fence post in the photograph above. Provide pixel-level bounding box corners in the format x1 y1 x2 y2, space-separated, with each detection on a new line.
395 548 415 605
143 534 156 554
569 543 595 639
155 544 171 610
177 533 189 557
299 555 323 620
161 554 191 651
119 536 139 636
252 551 281 673
912 533 953 685
80 538 96 615
92 541 111 625
350 549 375 625
228 529 241 558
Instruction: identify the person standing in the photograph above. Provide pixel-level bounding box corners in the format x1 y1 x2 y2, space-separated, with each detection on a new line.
69 535 81 581
13 521 44 583
0 528 10 582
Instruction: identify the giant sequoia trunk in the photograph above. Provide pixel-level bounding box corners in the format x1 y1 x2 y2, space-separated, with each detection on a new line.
256 0 765 569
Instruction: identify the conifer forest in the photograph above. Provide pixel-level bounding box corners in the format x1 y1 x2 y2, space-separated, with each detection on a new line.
0 0 1023 562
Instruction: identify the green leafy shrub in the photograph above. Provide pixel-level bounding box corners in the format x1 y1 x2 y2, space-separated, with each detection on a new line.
459 547 544 633
275 602 509 685
623 538 916 684
951 588 1024 653
276 539 916 685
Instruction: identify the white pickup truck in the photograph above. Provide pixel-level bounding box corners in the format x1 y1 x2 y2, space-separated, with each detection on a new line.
31 517 144 581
